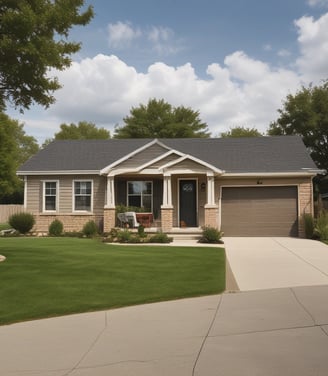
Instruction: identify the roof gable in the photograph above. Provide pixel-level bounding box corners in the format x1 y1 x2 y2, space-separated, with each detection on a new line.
159 154 223 175
100 139 170 174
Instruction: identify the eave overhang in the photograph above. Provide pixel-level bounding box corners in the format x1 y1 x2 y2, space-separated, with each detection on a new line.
17 170 100 176
223 171 321 178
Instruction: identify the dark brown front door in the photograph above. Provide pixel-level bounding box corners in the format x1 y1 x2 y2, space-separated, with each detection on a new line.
179 180 197 227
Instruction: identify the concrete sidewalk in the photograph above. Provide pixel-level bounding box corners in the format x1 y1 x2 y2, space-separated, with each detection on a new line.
1 285 328 376
224 237 328 291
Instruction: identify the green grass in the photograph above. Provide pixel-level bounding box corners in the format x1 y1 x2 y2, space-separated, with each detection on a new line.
0 223 11 231
0 237 225 325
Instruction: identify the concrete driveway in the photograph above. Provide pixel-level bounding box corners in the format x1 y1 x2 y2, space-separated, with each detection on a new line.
224 237 328 291
1 285 328 376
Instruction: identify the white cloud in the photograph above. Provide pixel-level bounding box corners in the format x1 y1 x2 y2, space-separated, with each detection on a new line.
107 21 182 56
295 13 328 81
263 44 272 51
277 49 291 57
307 0 328 7
44 52 302 139
21 12 328 143
147 26 181 55
108 21 141 48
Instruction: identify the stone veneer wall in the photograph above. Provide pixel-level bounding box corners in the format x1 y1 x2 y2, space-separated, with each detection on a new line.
103 208 116 233
298 181 313 237
34 214 103 234
161 207 173 232
204 206 219 228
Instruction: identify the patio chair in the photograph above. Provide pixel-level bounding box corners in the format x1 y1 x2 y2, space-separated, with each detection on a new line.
117 213 128 227
124 212 140 228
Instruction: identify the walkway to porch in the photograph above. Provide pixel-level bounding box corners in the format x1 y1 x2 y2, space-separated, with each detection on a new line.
130 226 203 242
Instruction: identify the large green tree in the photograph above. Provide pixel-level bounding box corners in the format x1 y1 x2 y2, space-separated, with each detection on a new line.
0 0 93 111
52 121 110 140
220 126 262 138
268 81 328 172
114 99 210 138
0 112 39 203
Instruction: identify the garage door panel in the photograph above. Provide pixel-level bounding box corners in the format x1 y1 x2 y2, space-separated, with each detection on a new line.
221 186 298 237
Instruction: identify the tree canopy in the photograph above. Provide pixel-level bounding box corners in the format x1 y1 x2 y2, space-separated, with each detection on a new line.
51 121 111 141
114 99 210 138
0 0 93 111
0 112 39 202
268 81 328 172
220 126 262 138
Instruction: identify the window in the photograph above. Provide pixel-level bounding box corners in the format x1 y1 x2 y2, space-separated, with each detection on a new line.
43 181 57 211
127 181 152 212
74 181 92 211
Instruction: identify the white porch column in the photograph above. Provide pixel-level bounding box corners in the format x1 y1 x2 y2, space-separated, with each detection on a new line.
162 174 173 207
105 176 115 208
206 174 215 206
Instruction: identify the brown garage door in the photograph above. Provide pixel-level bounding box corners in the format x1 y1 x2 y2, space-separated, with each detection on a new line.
221 186 298 237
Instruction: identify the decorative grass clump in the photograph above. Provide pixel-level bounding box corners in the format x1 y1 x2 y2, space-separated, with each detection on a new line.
315 211 328 241
199 226 224 244
8 212 35 234
302 213 315 239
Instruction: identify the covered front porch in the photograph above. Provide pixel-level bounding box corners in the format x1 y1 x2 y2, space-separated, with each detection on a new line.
103 173 220 232
100 139 223 233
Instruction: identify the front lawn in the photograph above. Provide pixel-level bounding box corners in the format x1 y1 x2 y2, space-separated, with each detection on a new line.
0 223 11 231
0 238 225 325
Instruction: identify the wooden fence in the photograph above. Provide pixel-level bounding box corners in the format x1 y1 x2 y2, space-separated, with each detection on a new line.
0 205 24 223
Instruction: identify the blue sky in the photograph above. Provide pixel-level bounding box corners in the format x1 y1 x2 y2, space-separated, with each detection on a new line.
7 0 328 142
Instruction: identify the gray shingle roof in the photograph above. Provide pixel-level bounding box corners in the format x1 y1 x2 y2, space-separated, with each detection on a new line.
18 136 318 174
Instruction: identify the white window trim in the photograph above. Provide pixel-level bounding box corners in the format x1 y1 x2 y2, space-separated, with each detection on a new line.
127 181 153 212
42 180 59 213
73 179 94 213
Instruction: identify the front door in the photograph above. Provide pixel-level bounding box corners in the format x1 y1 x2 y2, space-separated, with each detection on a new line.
179 180 197 227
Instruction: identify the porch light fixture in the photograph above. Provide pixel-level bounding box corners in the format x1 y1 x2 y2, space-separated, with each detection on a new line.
200 182 206 191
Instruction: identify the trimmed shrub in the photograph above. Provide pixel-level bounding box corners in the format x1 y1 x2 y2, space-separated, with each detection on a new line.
117 229 132 243
8 212 35 234
302 213 314 239
48 219 63 236
82 220 98 238
149 232 173 243
314 211 328 241
138 225 146 238
199 226 224 244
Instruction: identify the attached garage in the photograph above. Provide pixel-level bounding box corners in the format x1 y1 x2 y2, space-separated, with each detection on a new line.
221 186 298 237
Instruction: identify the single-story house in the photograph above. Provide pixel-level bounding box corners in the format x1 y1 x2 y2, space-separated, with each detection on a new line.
17 136 321 237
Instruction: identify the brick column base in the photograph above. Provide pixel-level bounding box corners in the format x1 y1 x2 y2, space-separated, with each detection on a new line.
161 206 173 232
298 181 313 238
204 205 219 228
103 207 116 233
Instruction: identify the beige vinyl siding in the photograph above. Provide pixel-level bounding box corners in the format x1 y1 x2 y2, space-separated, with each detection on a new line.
216 176 313 198
166 159 211 172
116 144 168 169
25 175 106 215
25 176 42 213
148 153 181 168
